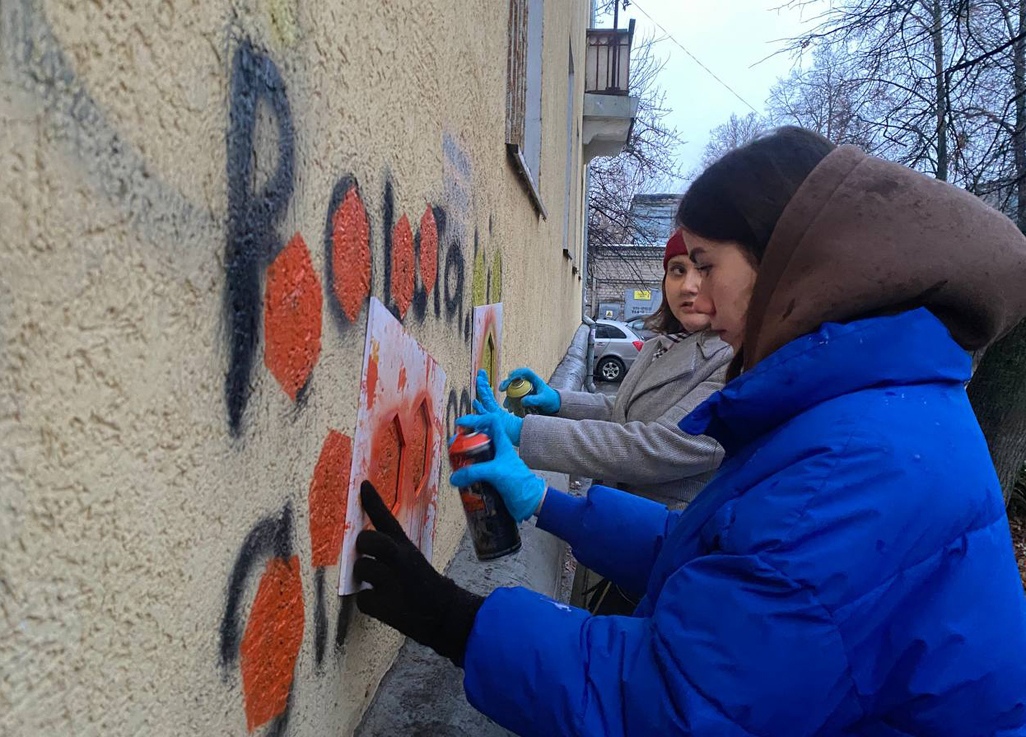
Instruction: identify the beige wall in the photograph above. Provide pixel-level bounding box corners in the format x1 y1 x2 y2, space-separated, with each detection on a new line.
0 0 586 734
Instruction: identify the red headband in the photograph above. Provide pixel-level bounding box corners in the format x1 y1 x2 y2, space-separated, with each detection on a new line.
663 230 688 270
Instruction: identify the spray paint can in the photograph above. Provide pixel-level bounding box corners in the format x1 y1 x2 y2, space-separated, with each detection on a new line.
448 430 522 561
504 378 536 418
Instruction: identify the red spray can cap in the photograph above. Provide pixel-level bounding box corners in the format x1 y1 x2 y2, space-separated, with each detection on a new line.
449 429 491 456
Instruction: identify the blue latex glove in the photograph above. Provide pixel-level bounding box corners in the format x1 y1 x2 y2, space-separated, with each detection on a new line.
499 368 561 415
473 369 523 446
450 413 547 523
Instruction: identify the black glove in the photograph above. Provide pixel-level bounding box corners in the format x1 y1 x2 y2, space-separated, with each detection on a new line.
354 481 485 667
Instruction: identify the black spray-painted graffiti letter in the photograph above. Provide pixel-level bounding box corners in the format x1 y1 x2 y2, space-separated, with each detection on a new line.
224 40 295 435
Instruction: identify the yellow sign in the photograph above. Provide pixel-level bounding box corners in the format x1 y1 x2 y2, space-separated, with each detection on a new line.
633 290 652 300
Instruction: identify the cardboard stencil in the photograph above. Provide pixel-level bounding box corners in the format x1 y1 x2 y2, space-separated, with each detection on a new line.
471 303 503 403
338 298 446 595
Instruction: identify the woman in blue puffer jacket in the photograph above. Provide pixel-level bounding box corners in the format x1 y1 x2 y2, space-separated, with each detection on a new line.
352 127 1026 736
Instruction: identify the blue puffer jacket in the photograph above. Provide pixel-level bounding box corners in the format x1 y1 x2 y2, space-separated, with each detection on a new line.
462 308 1026 736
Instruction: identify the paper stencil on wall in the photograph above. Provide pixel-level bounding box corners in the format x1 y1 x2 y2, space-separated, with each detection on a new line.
471 303 503 402
338 298 446 595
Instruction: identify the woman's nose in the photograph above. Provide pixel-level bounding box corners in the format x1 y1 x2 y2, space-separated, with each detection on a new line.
692 291 714 316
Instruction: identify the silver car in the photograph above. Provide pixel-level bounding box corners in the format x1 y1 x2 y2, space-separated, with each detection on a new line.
626 317 658 341
592 320 645 383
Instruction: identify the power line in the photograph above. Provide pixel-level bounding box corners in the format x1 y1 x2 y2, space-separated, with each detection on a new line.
628 0 760 114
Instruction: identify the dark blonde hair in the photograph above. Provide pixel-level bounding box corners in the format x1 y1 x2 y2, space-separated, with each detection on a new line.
643 272 684 335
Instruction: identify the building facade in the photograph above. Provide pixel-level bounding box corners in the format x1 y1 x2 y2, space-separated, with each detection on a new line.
589 244 665 319
586 192 678 319
629 192 680 245
0 0 631 733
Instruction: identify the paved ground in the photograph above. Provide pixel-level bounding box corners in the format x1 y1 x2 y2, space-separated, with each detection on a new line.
355 470 574 737
566 379 618 614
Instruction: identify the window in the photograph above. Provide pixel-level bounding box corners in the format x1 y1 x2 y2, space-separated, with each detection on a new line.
506 0 546 216
563 40 579 264
595 324 626 340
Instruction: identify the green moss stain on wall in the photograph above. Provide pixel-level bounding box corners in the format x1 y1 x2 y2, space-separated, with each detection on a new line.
472 250 487 307
490 250 502 303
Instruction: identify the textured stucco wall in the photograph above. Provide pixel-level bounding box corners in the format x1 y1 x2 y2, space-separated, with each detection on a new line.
0 0 587 734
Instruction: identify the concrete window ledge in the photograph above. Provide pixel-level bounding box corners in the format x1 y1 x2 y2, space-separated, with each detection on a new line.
355 325 591 736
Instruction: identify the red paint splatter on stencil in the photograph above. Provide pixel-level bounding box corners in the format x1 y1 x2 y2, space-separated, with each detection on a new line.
374 394 435 547
397 365 407 392
331 187 371 322
370 415 404 512
391 214 415 319
419 206 438 294
308 430 353 567
264 232 322 400
407 399 431 500
240 556 305 731
366 341 380 410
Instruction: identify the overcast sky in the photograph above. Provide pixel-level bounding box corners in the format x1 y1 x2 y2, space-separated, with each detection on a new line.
607 0 828 186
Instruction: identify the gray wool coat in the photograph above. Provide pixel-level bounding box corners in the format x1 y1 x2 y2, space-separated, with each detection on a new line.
518 330 732 508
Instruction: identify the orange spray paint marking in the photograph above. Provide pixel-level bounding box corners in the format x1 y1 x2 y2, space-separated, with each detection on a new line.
370 415 404 512
240 556 305 732
332 187 371 321
338 297 446 595
264 232 322 400
391 214 415 318
407 399 431 499
308 430 353 567
419 206 438 293
366 340 380 410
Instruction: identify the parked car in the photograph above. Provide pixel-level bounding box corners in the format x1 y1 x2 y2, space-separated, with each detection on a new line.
592 320 645 383
626 317 658 341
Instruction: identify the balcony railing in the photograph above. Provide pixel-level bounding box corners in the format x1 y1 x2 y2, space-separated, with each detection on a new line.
585 19 635 95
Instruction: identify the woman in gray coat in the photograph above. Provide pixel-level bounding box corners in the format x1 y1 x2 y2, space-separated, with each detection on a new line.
475 230 732 509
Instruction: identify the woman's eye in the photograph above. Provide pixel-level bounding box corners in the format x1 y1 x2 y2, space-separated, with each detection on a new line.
696 264 712 274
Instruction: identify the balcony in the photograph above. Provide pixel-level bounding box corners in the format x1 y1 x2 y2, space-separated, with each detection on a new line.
583 19 640 162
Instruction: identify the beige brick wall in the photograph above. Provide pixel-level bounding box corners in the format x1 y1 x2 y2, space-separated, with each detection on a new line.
0 0 587 733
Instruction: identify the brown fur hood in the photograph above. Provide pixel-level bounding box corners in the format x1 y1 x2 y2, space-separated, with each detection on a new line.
743 145 1026 371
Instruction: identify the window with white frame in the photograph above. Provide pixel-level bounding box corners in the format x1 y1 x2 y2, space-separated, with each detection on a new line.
563 40 580 266
506 0 545 216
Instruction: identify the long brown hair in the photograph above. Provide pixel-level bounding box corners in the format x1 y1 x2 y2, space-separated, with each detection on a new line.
643 273 684 335
676 127 835 265
676 127 835 376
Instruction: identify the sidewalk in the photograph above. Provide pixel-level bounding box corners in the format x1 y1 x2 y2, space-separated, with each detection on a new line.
354 470 572 737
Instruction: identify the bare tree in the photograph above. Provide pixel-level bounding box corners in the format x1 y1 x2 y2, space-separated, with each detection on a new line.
939 1 1026 226
587 30 685 282
954 0 1026 502
767 47 880 148
779 0 1026 501
699 112 767 170
780 0 958 180
968 321 1026 501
